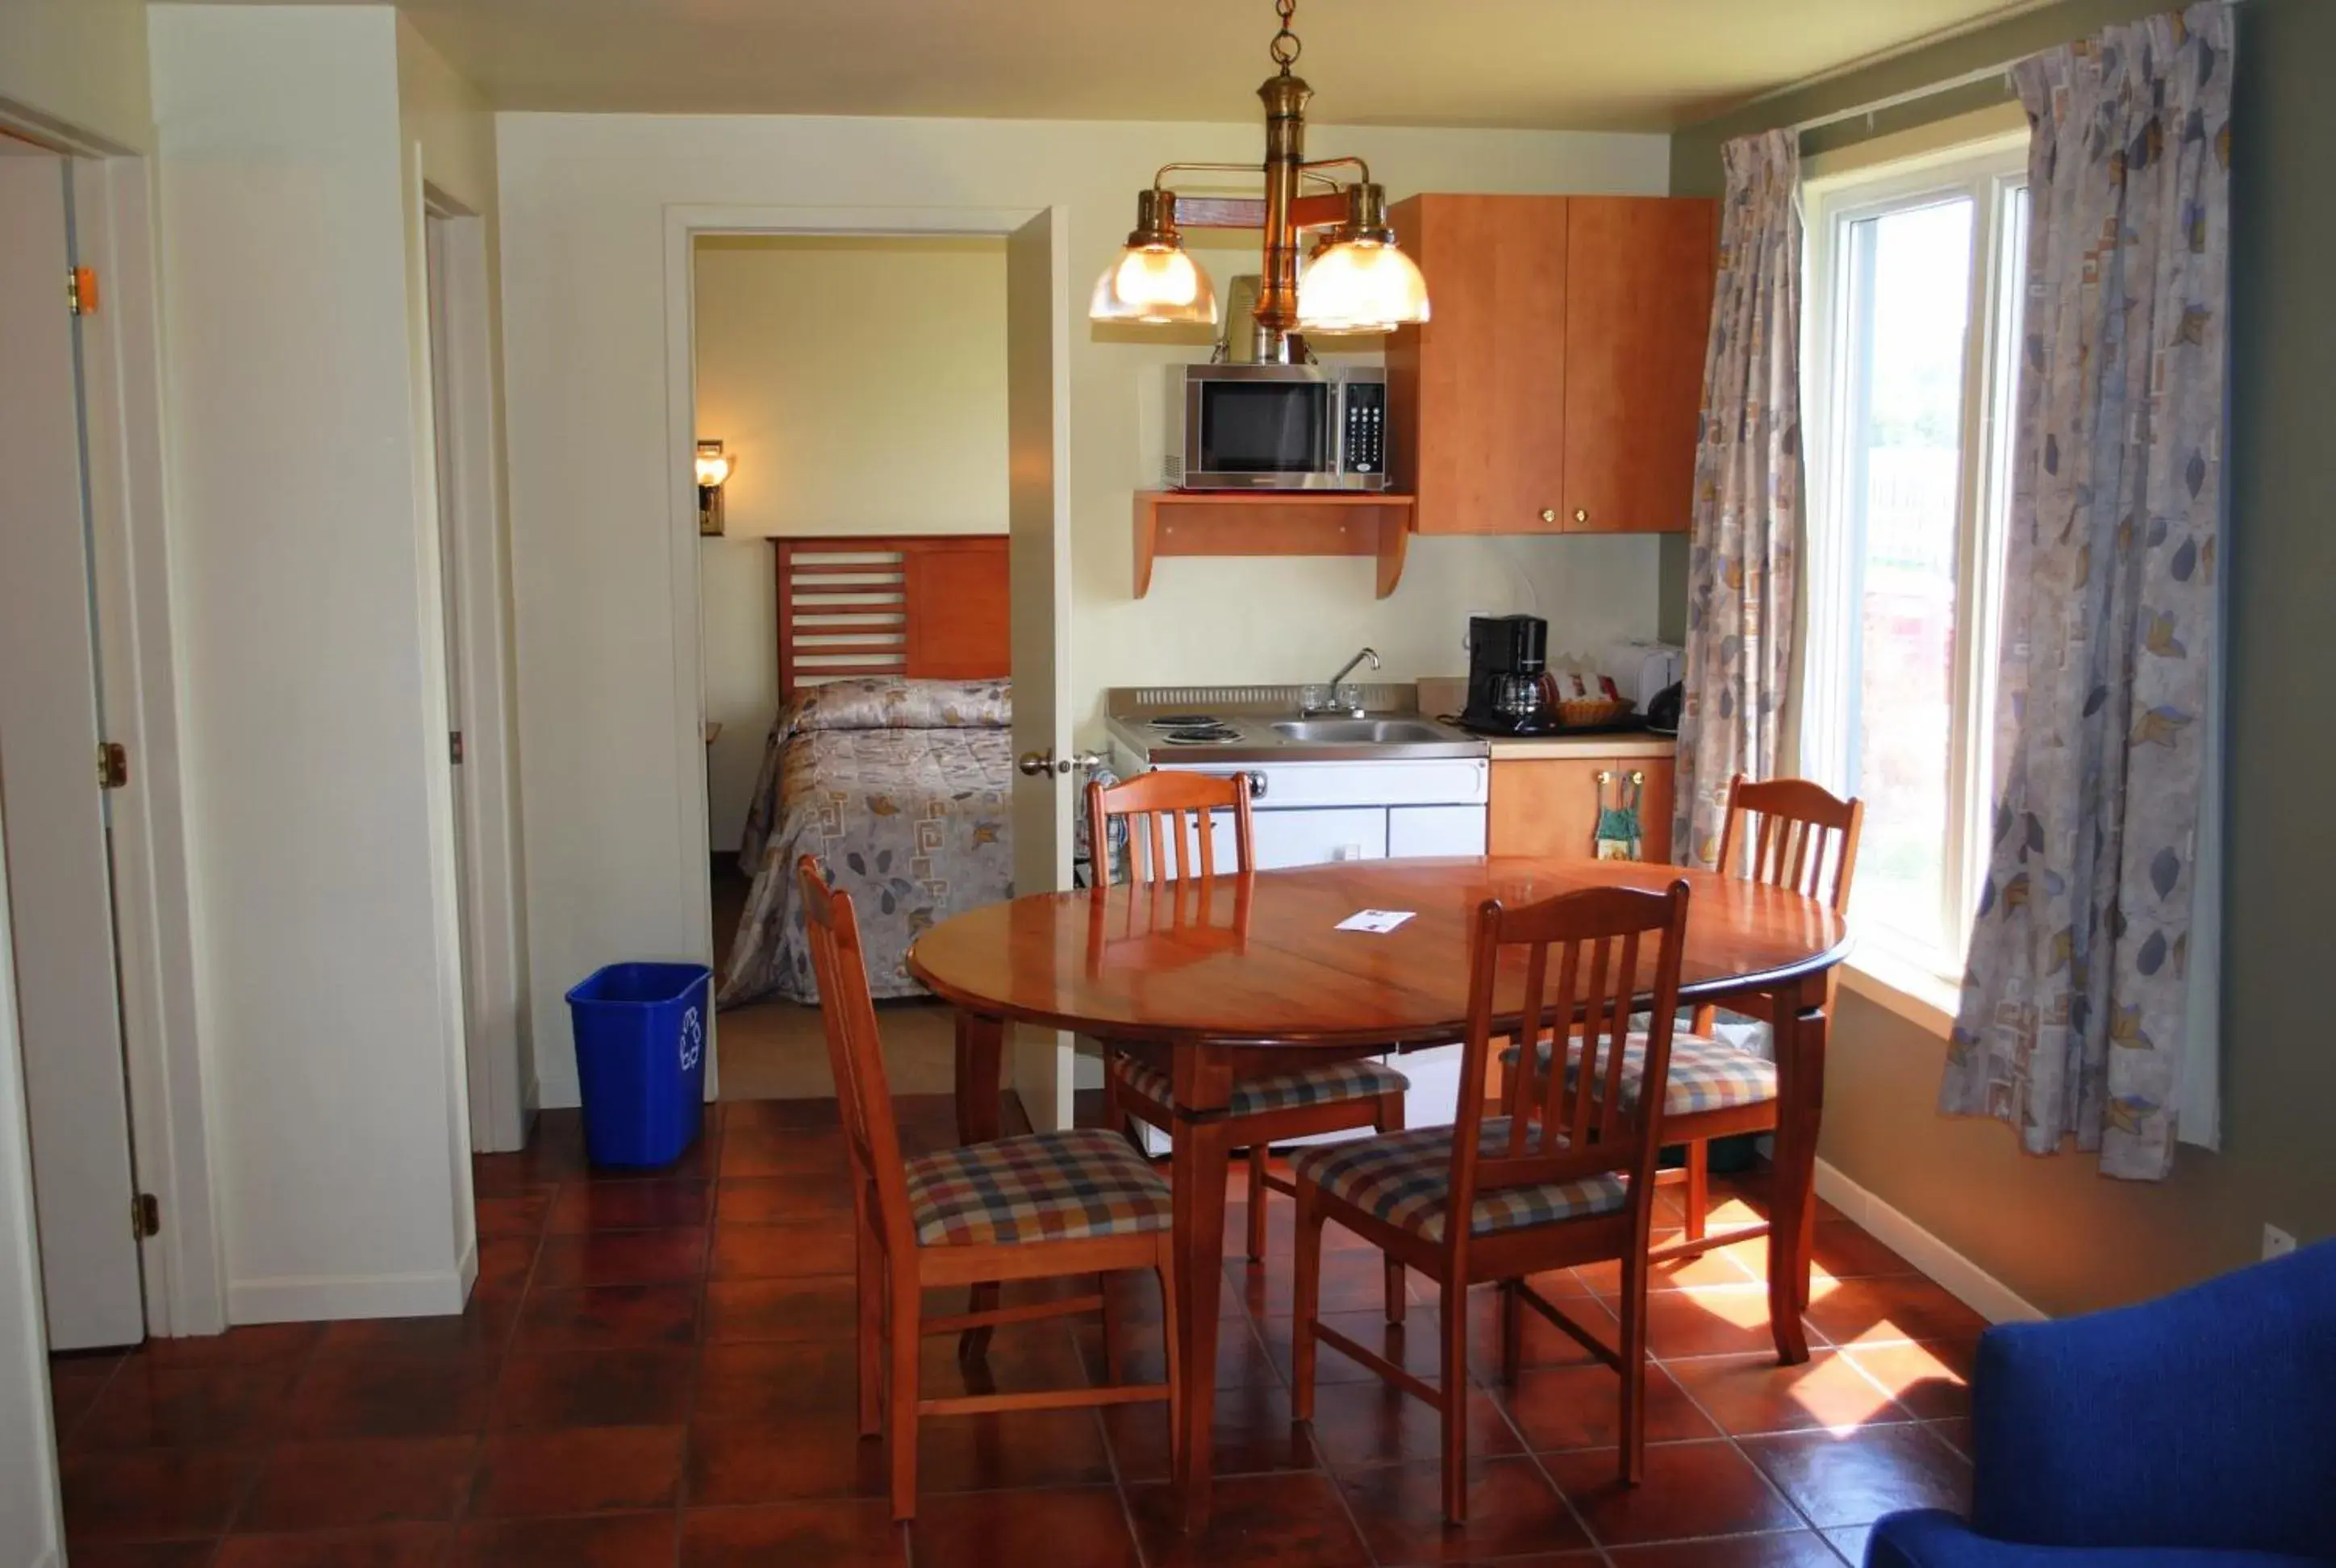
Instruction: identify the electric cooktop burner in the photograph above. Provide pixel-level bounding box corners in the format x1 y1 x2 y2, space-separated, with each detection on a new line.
1146 714 1220 728
1157 722 1241 746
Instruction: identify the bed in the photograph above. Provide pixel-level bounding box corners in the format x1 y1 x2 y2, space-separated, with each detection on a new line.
716 535 1013 1007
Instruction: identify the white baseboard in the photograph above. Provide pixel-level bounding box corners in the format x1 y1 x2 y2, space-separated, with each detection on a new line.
227 1264 471 1324
1817 1157 2047 1325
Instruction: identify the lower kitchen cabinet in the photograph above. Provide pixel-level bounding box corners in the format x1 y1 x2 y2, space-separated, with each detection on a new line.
1250 807 1387 869
1488 754 1675 864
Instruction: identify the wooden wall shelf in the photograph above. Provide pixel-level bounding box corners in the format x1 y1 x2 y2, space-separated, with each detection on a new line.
1132 490 1414 599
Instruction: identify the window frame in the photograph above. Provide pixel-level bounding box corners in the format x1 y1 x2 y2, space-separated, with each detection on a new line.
1800 133 2029 988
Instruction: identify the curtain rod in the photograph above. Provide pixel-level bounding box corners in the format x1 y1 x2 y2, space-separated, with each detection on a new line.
1793 60 2017 136
1790 0 2246 138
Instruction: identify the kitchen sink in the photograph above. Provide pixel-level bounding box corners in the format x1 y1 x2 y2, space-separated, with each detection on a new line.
1270 718 1457 745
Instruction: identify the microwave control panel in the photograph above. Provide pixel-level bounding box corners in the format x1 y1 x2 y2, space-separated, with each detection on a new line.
1342 379 1386 476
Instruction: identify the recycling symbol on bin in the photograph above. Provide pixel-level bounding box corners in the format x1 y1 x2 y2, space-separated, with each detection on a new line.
678 1007 703 1074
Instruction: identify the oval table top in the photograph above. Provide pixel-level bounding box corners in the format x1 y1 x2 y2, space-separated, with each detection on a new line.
907 856 1852 1049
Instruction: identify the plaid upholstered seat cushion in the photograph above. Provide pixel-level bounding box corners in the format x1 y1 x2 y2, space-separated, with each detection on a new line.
1520 1032 1778 1116
1289 1120 1627 1243
904 1128 1171 1247
1112 1055 1408 1118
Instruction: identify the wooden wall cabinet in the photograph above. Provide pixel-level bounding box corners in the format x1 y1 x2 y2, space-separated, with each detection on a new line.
1387 194 1717 537
1488 754 1675 865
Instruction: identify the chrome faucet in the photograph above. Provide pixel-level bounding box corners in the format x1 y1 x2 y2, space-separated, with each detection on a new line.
1305 647 1381 717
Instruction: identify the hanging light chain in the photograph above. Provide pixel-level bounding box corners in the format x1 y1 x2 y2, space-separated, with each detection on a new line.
1268 0 1301 73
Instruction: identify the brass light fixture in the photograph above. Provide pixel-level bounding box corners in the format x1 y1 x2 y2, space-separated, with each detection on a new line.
1089 0 1429 361
695 440 732 536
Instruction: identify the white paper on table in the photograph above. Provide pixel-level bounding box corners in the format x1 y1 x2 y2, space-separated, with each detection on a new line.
1335 909 1416 934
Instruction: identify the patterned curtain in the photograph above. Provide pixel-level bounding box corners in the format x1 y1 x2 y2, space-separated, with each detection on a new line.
1942 4 2234 1181
1675 130 1801 869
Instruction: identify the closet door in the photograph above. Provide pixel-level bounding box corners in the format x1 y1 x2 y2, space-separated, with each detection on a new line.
0 145 146 1350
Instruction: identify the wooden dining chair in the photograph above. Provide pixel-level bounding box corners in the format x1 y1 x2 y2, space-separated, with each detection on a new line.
1290 880 1693 1522
1088 773 1410 1312
796 855 1179 1520
1662 773 1863 1254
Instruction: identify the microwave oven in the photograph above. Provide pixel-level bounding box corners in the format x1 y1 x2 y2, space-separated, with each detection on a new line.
1162 363 1388 491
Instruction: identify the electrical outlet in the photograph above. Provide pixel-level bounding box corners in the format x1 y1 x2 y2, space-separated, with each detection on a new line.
1463 608 1490 653
2263 1224 2298 1261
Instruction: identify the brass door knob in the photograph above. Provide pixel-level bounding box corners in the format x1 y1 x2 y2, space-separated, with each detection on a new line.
1539 508 1557 523
1574 507 1590 523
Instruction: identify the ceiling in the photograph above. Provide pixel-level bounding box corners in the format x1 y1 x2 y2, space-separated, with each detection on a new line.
181 0 2048 131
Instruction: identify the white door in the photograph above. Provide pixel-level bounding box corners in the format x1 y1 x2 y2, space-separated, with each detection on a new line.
1005 207 1074 1131
0 145 145 1349
424 212 486 1148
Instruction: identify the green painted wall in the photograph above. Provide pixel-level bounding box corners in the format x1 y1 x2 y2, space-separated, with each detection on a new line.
1671 0 2336 1316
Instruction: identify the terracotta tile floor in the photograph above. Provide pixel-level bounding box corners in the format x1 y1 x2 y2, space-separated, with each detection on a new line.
52 1097 1977 1566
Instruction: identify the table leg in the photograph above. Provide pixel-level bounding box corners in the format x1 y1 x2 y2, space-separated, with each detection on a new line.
954 1010 1003 1144
1765 978 1825 1365
1169 1101 1232 1531
953 1009 1005 1361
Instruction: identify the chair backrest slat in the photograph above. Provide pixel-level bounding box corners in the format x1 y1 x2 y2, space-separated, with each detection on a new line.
1087 772 1255 886
1713 772 1866 913
1463 881 1692 1254
1600 930 1643 1144
795 856 916 1257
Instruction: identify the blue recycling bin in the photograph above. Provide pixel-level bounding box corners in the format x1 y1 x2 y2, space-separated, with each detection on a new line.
565 962 710 1168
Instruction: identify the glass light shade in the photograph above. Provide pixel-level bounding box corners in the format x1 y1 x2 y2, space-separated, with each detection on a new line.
1295 239 1430 334
1089 243 1220 325
694 448 732 488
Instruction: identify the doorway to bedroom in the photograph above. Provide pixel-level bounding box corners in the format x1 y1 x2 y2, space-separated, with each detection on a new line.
693 231 1016 1101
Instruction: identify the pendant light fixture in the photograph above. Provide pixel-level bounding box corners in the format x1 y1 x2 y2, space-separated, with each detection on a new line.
1089 0 1429 361
1088 190 1219 324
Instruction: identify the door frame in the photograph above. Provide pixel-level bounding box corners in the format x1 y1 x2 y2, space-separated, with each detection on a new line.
658 202 1072 1107
0 108 223 1337
422 186 532 1153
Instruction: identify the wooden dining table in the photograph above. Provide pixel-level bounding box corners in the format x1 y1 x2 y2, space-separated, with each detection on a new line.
906 855 1851 1528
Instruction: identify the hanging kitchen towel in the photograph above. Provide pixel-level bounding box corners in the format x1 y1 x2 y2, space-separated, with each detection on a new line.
1593 770 1644 861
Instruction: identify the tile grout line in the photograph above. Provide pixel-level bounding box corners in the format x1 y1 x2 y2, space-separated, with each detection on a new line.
1470 1284 1622 1568
674 1116 710 1568
1274 1279 1385 1568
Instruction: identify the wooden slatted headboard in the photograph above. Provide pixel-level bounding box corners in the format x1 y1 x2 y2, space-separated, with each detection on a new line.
772 535 1011 701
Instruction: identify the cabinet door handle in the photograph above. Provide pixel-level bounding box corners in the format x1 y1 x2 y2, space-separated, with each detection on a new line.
1539 508 1556 523
1574 507 1590 524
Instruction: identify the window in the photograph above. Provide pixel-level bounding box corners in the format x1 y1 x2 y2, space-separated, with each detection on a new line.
1803 138 2028 984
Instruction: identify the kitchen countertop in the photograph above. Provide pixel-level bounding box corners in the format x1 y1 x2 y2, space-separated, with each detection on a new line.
1104 711 1487 766
1485 733 1676 761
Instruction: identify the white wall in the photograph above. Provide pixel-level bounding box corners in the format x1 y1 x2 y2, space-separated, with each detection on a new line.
150 5 473 1320
0 805 62 1568
695 234 1010 538
693 233 1012 844
699 535 777 849
498 111 1671 1106
0 0 150 150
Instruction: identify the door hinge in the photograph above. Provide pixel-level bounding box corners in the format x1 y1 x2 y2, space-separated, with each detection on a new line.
132 1193 160 1240
68 266 98 317
449 730 465 765
98 741 129 790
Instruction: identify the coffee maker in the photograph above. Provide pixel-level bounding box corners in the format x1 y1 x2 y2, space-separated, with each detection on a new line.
1460 615 1556 736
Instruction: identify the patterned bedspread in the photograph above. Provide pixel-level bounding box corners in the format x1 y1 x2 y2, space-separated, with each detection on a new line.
718 678 1013 1007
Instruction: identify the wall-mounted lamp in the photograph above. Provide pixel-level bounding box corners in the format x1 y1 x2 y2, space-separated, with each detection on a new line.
695 440 732 536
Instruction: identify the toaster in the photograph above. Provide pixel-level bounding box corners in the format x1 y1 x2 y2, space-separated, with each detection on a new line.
1601 640 1685 707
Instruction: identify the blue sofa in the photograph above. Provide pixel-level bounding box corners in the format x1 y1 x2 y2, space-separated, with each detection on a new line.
1869 1239 2336 1567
